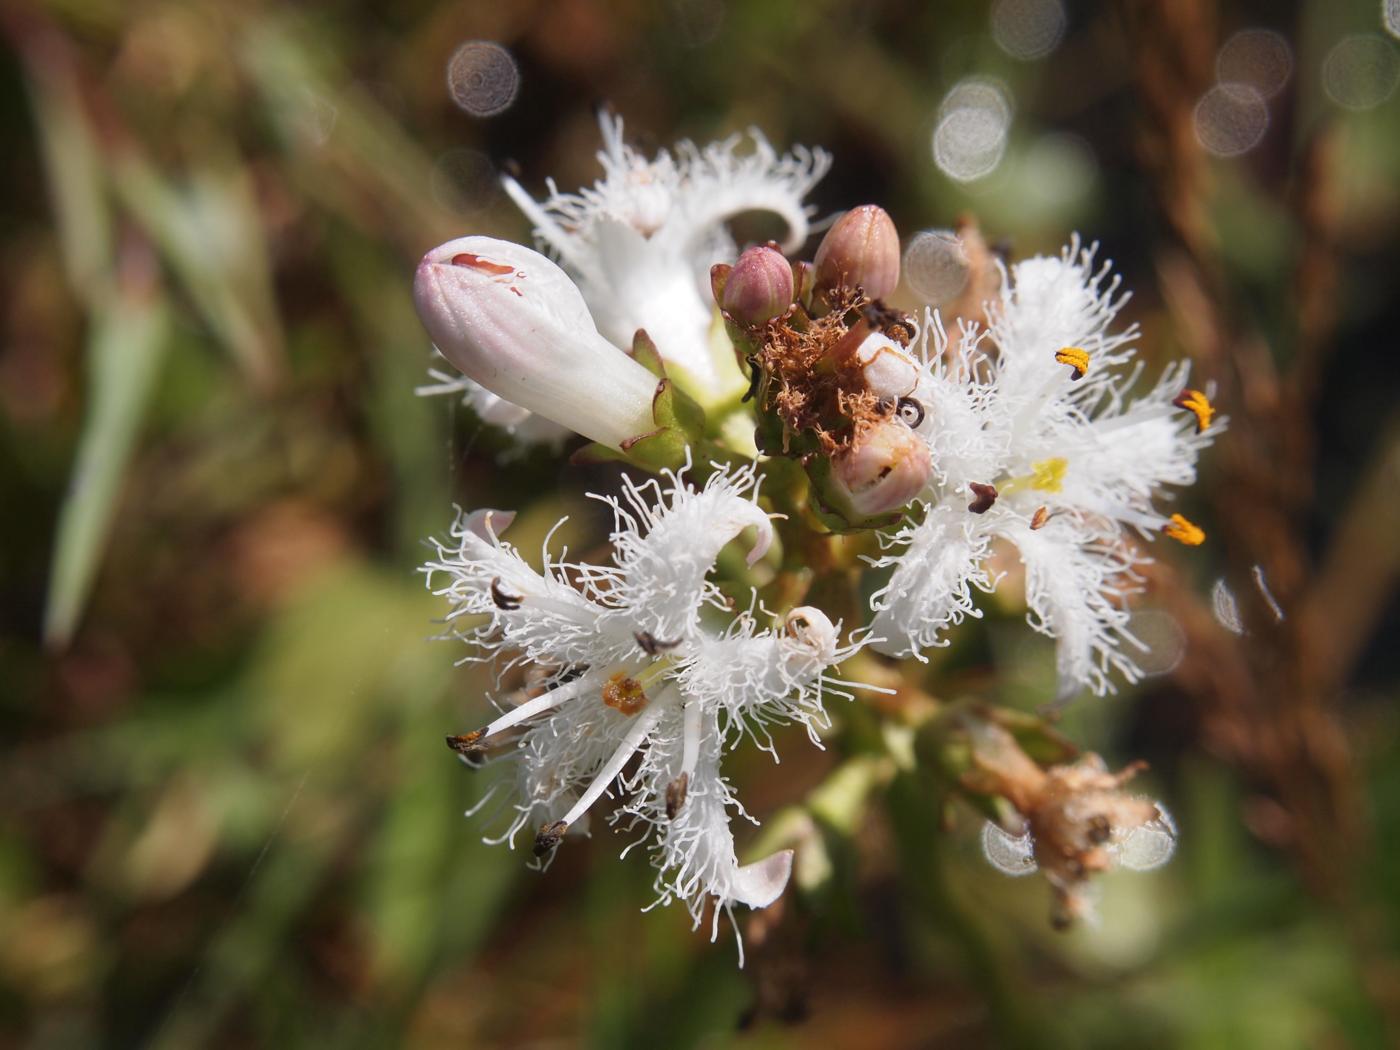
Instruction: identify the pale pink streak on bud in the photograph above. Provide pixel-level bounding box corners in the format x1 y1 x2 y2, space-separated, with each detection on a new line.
813 205 901 300
721 245 794 326
413 237 659 449
831 419 933 517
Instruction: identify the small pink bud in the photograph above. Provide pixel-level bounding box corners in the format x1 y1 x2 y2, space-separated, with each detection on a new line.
830 419 932 518
813 205 901 301
720 245 794 326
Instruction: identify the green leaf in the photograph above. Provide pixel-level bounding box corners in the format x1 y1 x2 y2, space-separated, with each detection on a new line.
44 283 170 648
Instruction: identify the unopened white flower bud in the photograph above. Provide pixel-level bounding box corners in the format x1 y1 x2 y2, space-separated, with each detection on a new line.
830 419 932 518
413 236 660 449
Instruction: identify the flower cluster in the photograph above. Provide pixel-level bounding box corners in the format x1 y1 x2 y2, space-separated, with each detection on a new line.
411 114 1218 952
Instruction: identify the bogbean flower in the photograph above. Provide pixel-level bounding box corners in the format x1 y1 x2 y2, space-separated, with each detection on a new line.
503 112 830 407
867 237 1219 699
423 463 858 958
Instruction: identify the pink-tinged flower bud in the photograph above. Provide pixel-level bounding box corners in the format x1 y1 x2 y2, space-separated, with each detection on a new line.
813 205 901 300
830 420 932 518
720 245 793 326
414 237 660 449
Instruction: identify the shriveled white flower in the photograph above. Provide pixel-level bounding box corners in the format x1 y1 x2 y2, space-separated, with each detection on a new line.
423 462 857 958
504 111 830 406
868 237 1219 699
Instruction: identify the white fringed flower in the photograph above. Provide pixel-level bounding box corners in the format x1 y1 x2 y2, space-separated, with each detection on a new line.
868 237 1219 699
503 111 830 406
424 463 856 957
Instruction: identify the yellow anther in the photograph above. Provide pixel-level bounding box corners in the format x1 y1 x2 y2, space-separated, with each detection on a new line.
1173 388 1215 433
1055 346 1090 380
1163 513 1205 546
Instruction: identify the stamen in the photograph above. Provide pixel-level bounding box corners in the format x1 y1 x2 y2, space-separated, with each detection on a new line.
633 631 681 657
446 729 485 754
490 577 523 611
1030 505 1050 530
459 675 598 750
533 819 568 857
558 703 667 828
666 772 690 820
1054 346 1090 380
967 482 998 514
602 671 649 715
1172 388 1215 433
1162 513 1205 546
895 396 925 428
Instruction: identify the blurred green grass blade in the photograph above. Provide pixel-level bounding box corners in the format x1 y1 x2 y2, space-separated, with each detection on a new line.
238 16 462 248
18 29 112 304
44 273 170 649
112 155 285 390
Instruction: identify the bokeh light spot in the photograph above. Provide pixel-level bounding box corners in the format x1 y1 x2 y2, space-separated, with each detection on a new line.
1192 83 1269 157
990 0 1067 61
903 230 970 305
933 78 1012 182
981 821 1038 876
1112 805 1178 872
446 41 520 117
1216 28 1293 98
1322 34 1400 111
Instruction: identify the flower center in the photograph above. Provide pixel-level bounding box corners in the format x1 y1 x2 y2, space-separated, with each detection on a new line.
1001 456 1068 496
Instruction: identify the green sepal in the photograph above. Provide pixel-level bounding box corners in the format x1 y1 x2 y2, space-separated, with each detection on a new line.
630 328 668 379
650 375 705 442
568 332 710 474
568 441 628 467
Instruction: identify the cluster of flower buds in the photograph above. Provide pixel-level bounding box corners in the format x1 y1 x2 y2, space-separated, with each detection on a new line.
710 205 933 529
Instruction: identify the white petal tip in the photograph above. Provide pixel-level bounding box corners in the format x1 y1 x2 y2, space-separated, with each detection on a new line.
745 520 775 567
729 849 793 910
463 508 515 540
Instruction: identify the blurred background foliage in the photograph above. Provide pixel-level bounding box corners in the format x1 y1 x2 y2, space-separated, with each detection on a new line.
2 0 1399 1046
